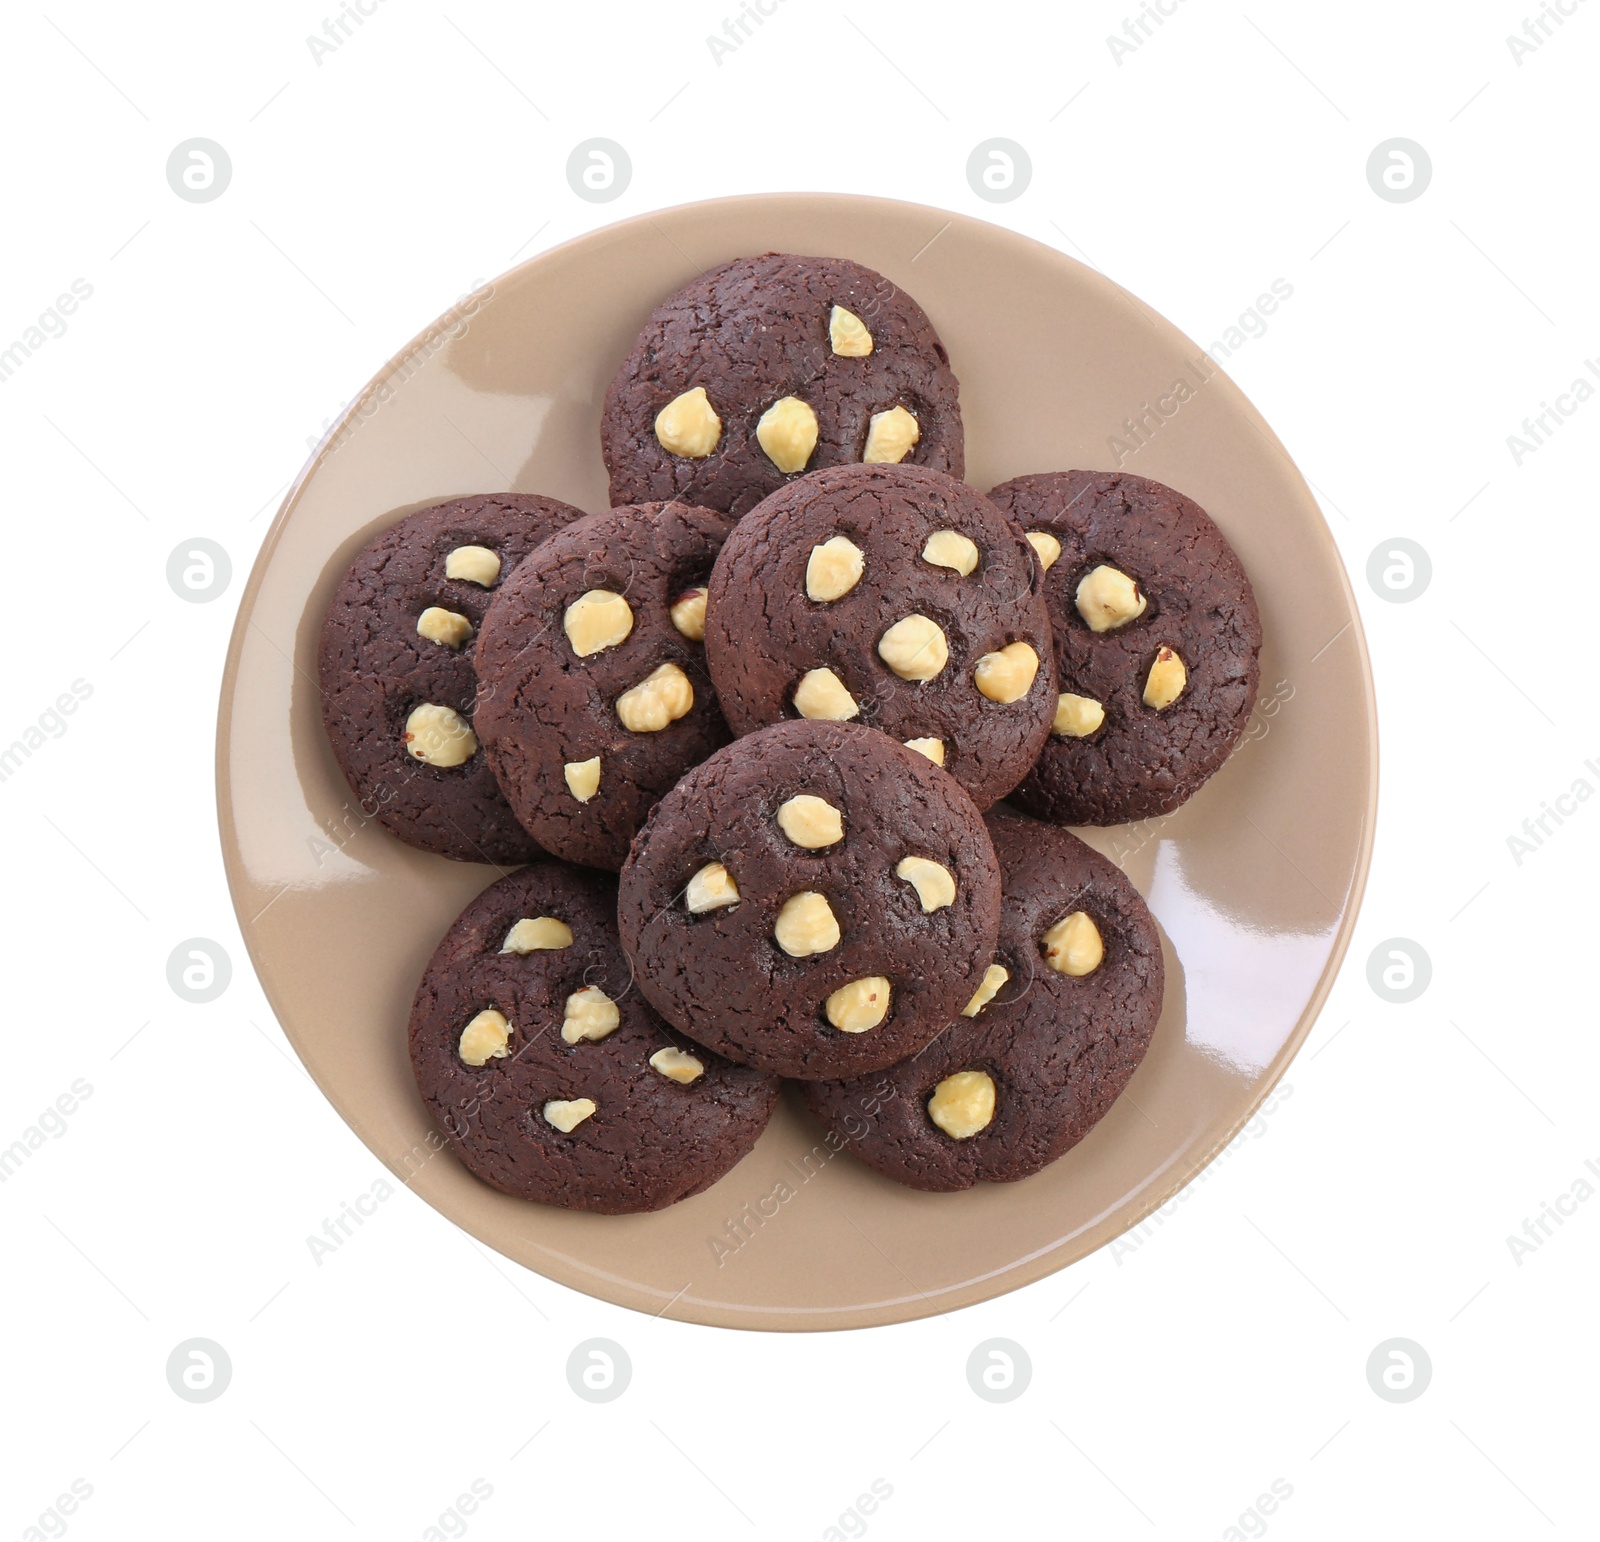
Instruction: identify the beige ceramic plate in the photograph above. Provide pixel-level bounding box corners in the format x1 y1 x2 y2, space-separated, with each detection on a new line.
218 194 1376 1331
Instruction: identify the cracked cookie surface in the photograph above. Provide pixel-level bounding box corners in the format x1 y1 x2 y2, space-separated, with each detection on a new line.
988 470 1262 825
798 808 1164 1190
705 463 1055 809
318 493 584 863
617 719 1001 1080
475 501 737 870
601 253 964 516
409 863 779 1213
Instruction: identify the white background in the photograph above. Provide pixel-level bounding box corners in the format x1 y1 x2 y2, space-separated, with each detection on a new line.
2 1 1596 1536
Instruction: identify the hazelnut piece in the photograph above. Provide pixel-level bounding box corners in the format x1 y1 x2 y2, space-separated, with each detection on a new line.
922 530 979 576
862 405 920 464
961 964 1009 1018
1026 532 1062 572
1042 911 1103 977
829 305 874 356
501 917 573 953
927 1070 996 1139
878 614 949 682
404 703 476 766
561 986 621 1044
563 589 633 657
416 607 474 649
805 536 866 602
564 757 601 803
649 1047 705 1085
973 642 1040 704
1143 647 1187 710
895 856 956 913
1075 564 1146 632
616 663 694 733
655 386 721 458
670 587 708 641
756 396 819 474
686 861 740 914
774 891 841 957
825 976 892 1033
543 1098 597 1132
793 668 859 721
458 1009 511 1067
445 545 500 587
1052 693 1106 738
777 795 845 850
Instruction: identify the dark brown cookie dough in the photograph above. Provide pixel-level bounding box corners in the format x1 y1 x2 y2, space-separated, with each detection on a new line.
704 464 1055 809
318 493 585 864
600 253 964 517
409 864 779 1214
798 808 1164 1191
474 501 736 871
617 720 1001 1080
987 470 1262 825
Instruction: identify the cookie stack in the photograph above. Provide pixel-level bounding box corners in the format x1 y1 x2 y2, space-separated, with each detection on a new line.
318 253 1262 1213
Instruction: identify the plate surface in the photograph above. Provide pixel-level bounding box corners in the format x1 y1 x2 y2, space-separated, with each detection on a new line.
218 194 1376 1331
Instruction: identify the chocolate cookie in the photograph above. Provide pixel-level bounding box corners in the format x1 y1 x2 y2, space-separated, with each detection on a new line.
798 808 1164 1191
319 493 584 863
409 863 779 1213
704 464 1055 809
617 720 1002 1080
987 470 1262 825
474 501 736 871
600 253 964 517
